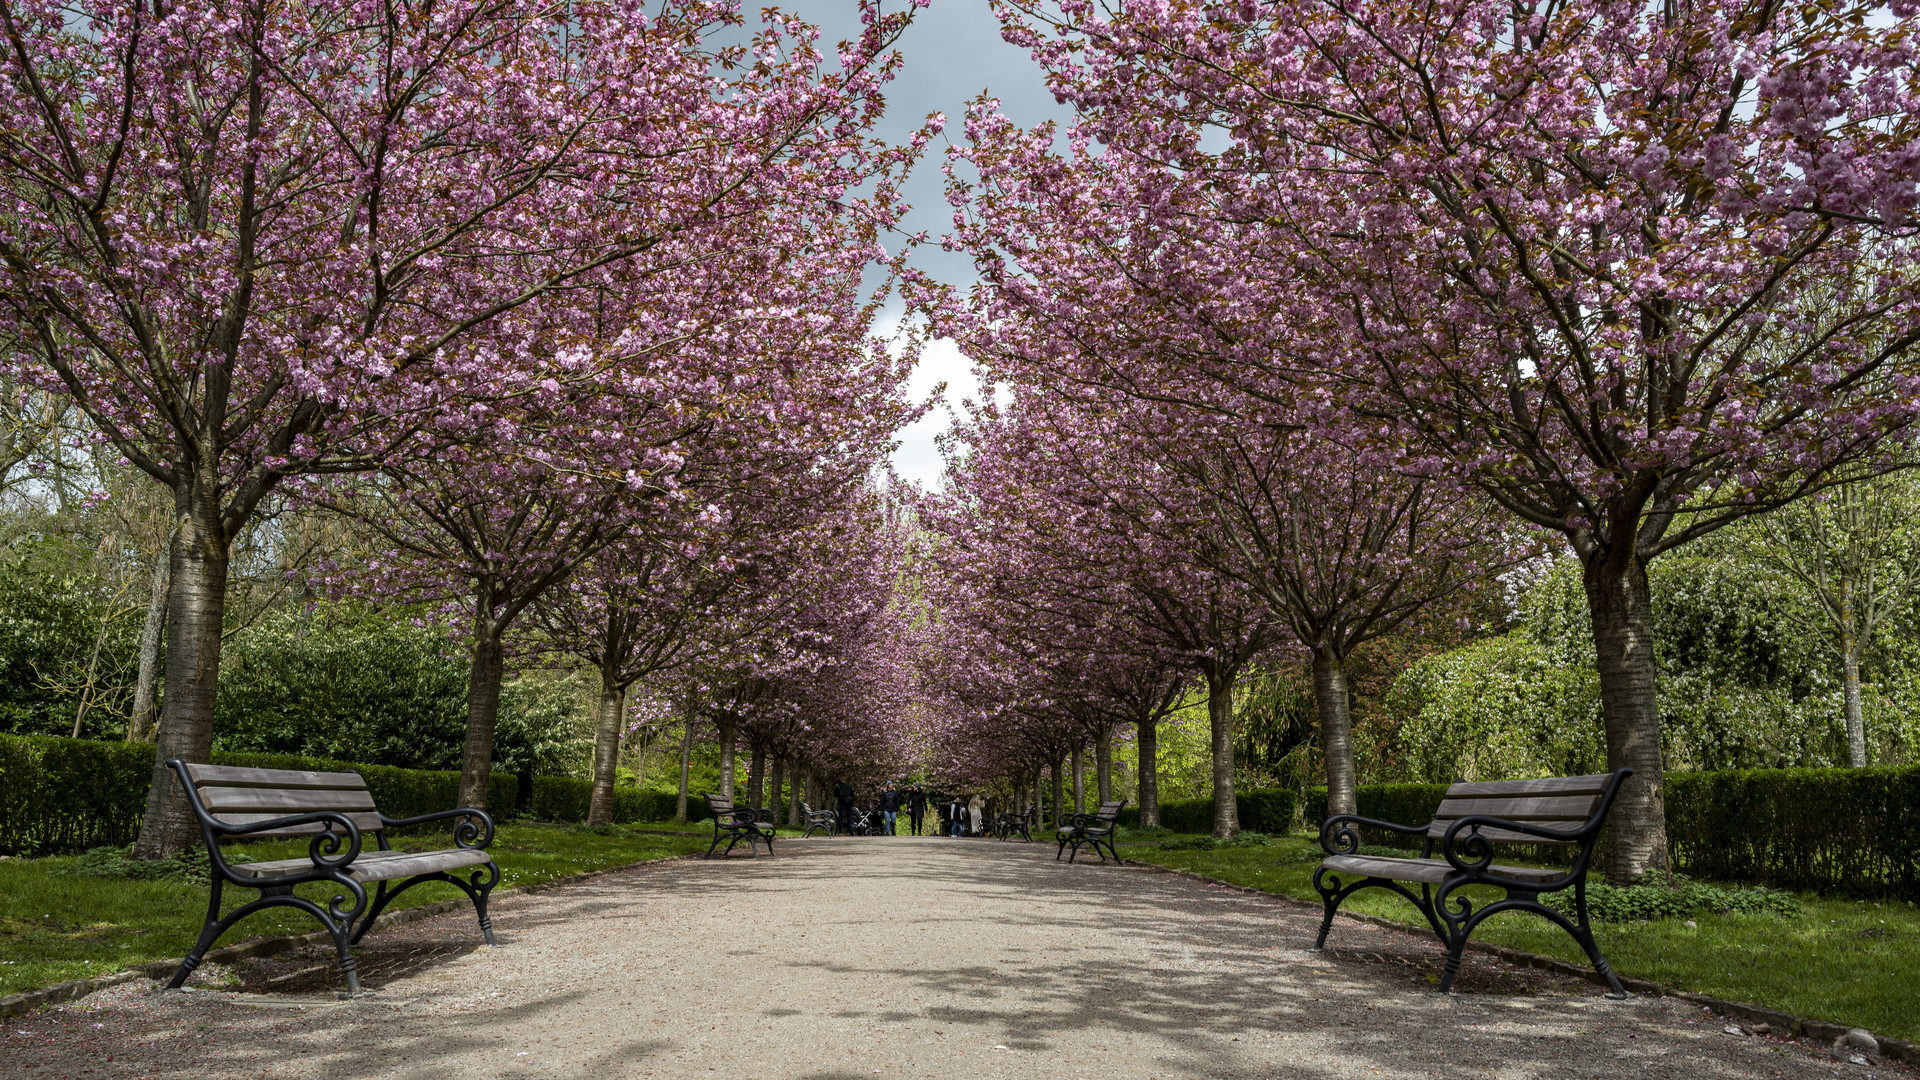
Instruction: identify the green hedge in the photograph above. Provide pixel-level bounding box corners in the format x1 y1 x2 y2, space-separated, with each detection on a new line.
1119 788 1297 834
0 734 515 855
529 776 711 825
1666 766 1919 900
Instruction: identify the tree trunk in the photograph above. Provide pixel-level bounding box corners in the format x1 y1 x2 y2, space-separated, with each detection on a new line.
746 742 766 813
1206 665 1239 838
1137 716 1160 828
1840 585 1867 767
132 499 229 860
1582 547 1669 884
1313 647 1357 818
789 765 803 826
456 603 507 812
1050 756 1065 832
717 717 737 800
675 715 693 823
1095 726 1113 805
1071 745 1084 815
126 551 169 742
586 665 624 827
769 755 785 824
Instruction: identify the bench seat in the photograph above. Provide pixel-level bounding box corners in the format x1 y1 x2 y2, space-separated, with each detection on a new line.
1319 854 1563 885
228 846 493 883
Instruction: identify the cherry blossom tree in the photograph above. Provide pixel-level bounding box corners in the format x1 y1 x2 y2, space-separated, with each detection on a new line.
0 0 931 854
985 0 1920 879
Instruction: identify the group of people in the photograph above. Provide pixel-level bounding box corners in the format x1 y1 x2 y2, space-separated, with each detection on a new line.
829 781 989 837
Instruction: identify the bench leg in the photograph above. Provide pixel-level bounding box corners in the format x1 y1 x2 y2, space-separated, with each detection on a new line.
1570 881 1627 999
166 877 227 990
169 879 367 997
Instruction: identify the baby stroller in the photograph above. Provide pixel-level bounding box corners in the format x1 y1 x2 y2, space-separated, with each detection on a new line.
848 804 876 836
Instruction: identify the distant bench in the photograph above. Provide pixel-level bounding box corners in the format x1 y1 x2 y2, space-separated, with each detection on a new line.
1056 799 1126 864
1313 769 1632 997
166 760 500 996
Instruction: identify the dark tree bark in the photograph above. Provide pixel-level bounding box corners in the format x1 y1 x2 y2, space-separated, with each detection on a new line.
716 716 737 800
1204 664 1239 838
133 498 230 859
1050 755 1065 832
457 610 508 812
746 741 767 813
1582 545 1669 884
1136 716 1160 827
1313 648 1357 818
1094 725 1113 806
587 663 625 827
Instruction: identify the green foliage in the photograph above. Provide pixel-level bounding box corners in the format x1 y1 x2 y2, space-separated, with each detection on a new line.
1541 874 1799 922
214 604 470 769
529 776 712 824
1667 766 1920 900
0 536 139 738
0 733 517 855
1381 631 1604 783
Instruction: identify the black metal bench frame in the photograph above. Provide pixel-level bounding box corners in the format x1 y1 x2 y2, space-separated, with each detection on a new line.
1056 799 1126 863
704 793 775 857
1312 769 1632 997
799 801 838 838
994 807 1036 842
166 759 498 997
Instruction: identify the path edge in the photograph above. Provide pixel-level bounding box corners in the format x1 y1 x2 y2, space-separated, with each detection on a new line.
0 851 703 1020
1122 858 1919 1067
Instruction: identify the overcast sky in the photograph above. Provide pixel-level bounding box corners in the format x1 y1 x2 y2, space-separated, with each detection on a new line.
785 1 1076 489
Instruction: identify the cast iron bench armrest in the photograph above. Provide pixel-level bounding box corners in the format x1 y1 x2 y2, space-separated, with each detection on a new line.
1318 813 1429 856
1439 814 1596 875
380 807 495 850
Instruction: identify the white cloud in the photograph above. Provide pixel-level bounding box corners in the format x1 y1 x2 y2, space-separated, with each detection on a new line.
893 334 978 491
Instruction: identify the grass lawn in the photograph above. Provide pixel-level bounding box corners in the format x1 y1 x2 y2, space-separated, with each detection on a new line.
1123 835 1920 1044
0 822 709 999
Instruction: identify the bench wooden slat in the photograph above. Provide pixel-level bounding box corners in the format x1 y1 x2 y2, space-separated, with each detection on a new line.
1432 795 1599 821
1440 774 1611 797
209 811 385 836
1424 823 1581 845
183 763 368 791
197 786 378 813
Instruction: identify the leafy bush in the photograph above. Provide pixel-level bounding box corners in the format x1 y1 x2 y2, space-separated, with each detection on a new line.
1304 783 1452 850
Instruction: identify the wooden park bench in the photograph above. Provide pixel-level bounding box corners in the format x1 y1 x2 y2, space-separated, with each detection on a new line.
1313 769 1632 997
165 760 499 997
799 801 838 839
703 793 776 857
994 807 1036 842
1055 799 1127 864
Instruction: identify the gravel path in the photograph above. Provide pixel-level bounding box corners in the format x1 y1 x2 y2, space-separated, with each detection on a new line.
0 837 1890 1079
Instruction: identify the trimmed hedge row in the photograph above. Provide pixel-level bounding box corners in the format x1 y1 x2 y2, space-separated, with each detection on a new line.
0 734 515 855
1666 766 1919 900
1303 783 1452 850
529 776 711 824
1120 787 1297 834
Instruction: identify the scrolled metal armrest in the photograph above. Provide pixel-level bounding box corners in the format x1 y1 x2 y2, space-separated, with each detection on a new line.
216 812 364 875
1318 813 1428 856
1439 815 1586 875
381 807 495 850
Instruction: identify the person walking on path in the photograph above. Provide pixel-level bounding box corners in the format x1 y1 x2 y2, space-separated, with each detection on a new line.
880 785 901 835
835 779 856 835
946 795 966 837
968 794 985 838
906 785 927 835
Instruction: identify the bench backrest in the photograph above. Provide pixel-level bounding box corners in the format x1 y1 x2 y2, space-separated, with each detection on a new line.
181 763 381 838
1429 774 1612 846
704 793 738 818
1091 800 1125 824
